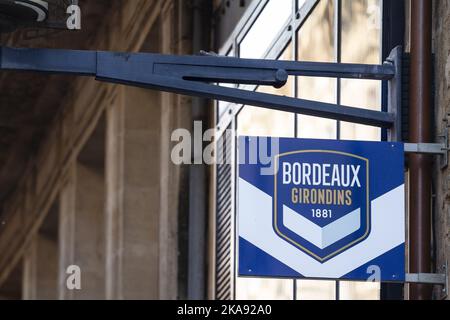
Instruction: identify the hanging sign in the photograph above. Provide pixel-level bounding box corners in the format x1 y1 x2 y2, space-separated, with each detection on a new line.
238 137 405 282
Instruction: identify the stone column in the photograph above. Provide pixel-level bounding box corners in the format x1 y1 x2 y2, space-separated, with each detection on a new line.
58 166 76 300
157 2 193 300
105 85 162 300
23 234 58 300
72 163 106 299
58 126 106 300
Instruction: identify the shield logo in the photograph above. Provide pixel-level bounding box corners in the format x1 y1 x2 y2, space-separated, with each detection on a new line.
273 150 370 263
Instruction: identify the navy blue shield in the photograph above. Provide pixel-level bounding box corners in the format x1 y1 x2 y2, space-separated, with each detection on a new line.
273 150 370 263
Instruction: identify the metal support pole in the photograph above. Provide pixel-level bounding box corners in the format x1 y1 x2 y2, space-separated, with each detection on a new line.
409 0 433 300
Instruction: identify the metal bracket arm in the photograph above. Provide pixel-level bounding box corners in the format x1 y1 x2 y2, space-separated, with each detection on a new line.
405 273 446 285
406 262 448 299
404 143 448 155
0 46 397 128
404 127 449 168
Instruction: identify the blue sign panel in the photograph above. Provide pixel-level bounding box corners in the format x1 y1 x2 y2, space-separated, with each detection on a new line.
238 137 405 282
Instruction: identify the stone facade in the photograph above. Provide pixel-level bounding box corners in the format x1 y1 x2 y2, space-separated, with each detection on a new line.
0 0 201 300
0 0 449 301
433 0 450 300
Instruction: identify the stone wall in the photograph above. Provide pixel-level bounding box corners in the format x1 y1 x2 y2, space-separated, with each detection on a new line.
0 0 194 299
433 0 450 300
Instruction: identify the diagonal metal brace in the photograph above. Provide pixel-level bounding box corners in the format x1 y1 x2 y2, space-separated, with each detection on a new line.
0 46 397 128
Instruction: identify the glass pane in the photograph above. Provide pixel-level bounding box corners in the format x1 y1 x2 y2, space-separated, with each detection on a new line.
297 77 337 139
339 0 381 300
296 280 336 300
294 1 337 300
340 79 381 141
239 0 292 59
236 278 294 300
340 0 382 142
297 0 335 63
238 106 295 137
238 44 295 138
236 44 294 300
341 0 381 64
297 0 337 140
339 282 380 300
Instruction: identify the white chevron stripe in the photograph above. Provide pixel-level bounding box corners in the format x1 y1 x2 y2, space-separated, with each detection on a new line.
238 178 405 278
283 205 361 249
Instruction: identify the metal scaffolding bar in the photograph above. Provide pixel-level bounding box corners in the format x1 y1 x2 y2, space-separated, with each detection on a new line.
0 46 397 128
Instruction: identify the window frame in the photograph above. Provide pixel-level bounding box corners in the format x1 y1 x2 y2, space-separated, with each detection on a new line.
213 0 405 301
